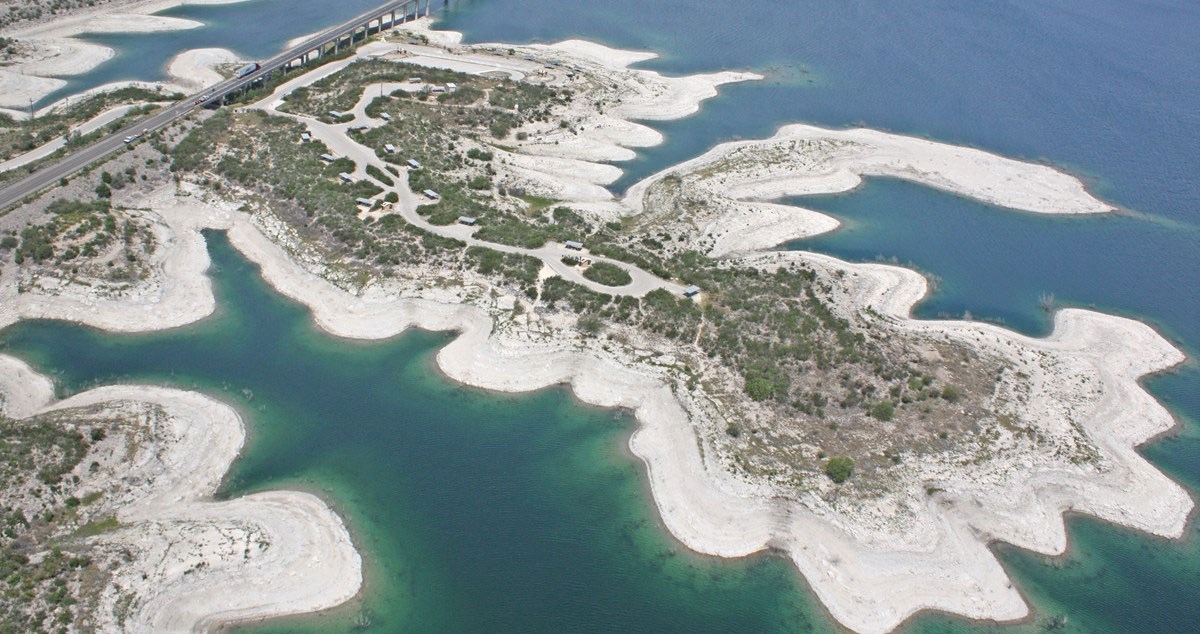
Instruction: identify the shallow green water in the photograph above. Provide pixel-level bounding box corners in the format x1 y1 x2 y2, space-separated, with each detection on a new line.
0 232 829 632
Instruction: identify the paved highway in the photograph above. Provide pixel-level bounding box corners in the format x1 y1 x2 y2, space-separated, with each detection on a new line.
0 0 413 212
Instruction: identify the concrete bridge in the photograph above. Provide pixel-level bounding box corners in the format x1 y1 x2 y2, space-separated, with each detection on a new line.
291 0 435 68
0 0 452 212
235 0 442 97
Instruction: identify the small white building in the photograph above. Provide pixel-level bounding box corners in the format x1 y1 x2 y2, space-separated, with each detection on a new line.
339 173 354 183
446 82 457 90
301 132 311 142
564 240 584 251
320 153 336 162
384 143 396 154
423 189 440 200
380 112 392 121
355 197 373 207
683 285 701 298
407 159 422 169
458 216 477 226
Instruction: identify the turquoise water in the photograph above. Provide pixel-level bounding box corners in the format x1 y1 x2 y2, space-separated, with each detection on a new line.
37 0 389 108
19 0 1200 630
0 232 828 633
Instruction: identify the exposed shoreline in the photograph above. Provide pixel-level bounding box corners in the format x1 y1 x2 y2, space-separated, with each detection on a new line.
3 181 1187 633
622 124 1113 257
0 0 250 116
0 356 362 632
0 19 1192 634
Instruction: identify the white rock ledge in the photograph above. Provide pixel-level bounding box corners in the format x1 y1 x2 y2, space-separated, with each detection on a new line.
0 360 362 633
1 192 1189 632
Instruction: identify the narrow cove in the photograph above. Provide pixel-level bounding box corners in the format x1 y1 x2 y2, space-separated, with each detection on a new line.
0 231 824 632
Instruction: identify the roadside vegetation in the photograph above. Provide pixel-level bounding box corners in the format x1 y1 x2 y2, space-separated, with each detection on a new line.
0 87 179 188
7 193 156 285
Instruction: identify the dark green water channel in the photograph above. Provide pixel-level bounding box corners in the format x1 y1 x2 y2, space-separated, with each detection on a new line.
0 231 826 632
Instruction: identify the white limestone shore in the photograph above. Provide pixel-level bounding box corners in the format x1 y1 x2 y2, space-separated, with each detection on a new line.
2 179 1186 633
0 0 250 116
166 47 240 91
0 356 362 633
0 21 1190 634
623 124 1113 257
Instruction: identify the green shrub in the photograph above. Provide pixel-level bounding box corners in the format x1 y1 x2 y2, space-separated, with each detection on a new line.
365 164 394 186
869 401 895 421
941 385 962 402
466 148 493 161
489 120 512 139
744 377 774 401
578 315 603 335
824 456 855 483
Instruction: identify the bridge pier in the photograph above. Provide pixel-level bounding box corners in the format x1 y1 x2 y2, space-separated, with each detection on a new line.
273 0 455 71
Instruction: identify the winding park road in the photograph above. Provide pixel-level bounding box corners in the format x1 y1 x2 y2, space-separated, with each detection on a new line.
249 43 688 299
0 0 417 212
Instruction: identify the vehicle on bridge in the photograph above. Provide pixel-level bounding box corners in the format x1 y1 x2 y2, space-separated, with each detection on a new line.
235 63 261 79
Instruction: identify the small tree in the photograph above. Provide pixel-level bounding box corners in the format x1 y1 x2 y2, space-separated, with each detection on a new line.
578 315 603 336
941 385 962 403
869 401 895 421
824 456 855 484
744 377 773 401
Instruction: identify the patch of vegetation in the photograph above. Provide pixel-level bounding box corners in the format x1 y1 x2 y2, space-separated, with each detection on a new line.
365 164 394 187
0 413 112 631
472 206 590 249
582 261 632 287
172 110 380 219
0 418 88 486
466 247 541 289
13 197 154 284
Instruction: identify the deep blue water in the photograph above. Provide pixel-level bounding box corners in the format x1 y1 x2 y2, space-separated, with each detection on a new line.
36 0 388 107
26 0 1200 630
